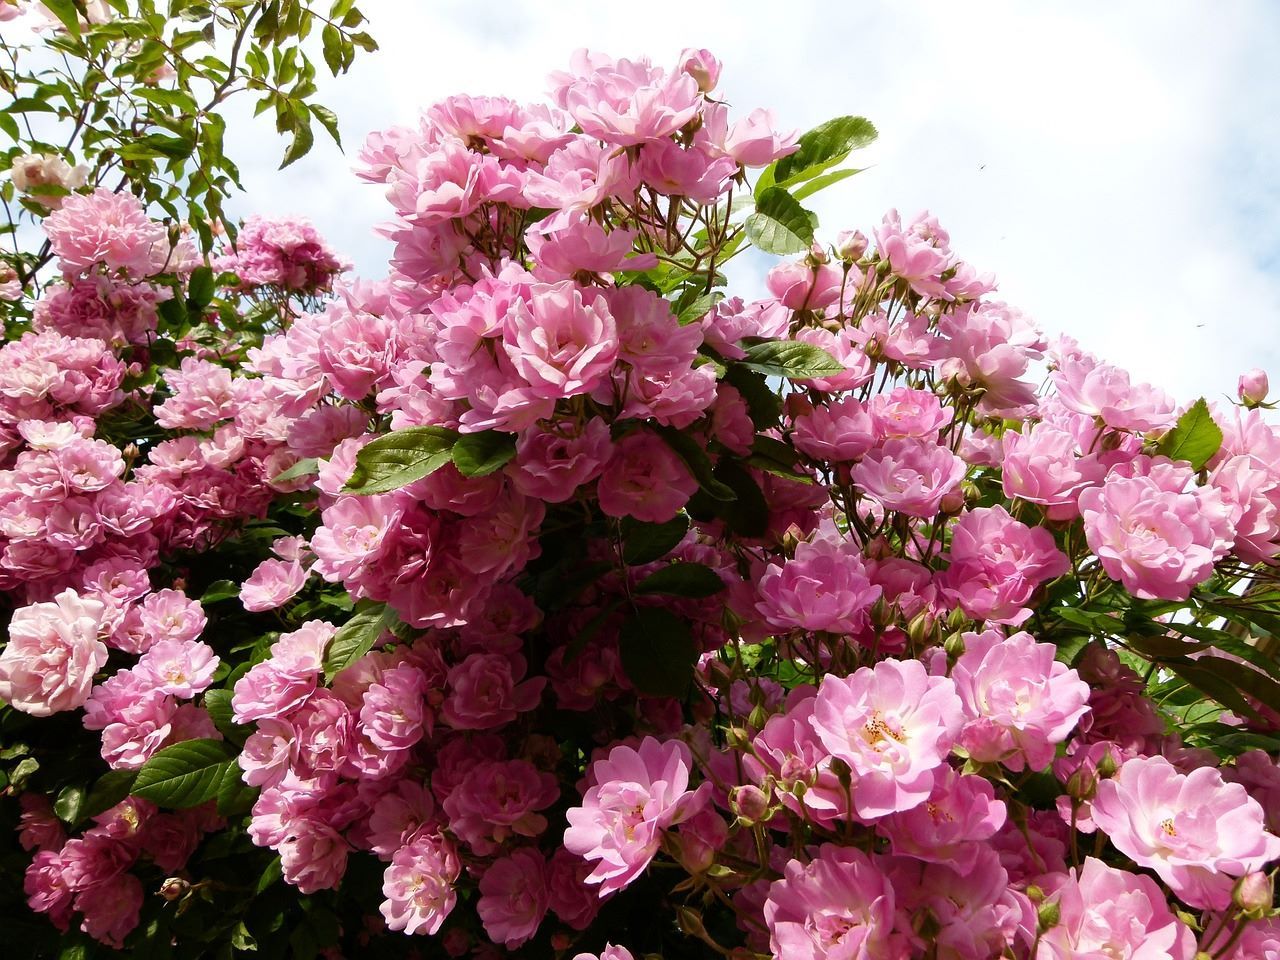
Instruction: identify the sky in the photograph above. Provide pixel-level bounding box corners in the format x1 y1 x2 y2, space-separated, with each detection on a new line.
224 0 1280 404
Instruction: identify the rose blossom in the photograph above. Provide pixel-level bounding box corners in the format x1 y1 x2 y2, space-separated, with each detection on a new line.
810 658 963 818
0 589 109 716
1091 755 1280 909
763 845 903 960
564 737 709 895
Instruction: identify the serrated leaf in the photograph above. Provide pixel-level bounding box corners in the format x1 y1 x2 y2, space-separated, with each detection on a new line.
791 167 863 202
656 427 736 502
186 265 215 309
619 607 698 698
451 431 516 477
621 515 690 565
738 340 845 379
1156 398 1223 470
343 426 458 495
82 769 139 819
202 688 246 744
635 562 725 598
271 456 319 484
772 115 877 187
745 187 817 255
132 739 237 808
216 763 257 816
323 604 393 681
279 106 314 169
311 104 342 147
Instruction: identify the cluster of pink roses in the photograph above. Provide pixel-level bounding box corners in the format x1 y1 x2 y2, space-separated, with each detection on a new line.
3 46 1280 958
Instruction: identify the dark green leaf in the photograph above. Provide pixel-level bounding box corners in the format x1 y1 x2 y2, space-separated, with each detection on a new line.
619 607 698 698
255 855 283 894
83 770 139 819
323 604 392 681
200 579 239 603
635 562 725 598
739 340 845 379
745 187 817 255
451 430 516 477
279 105 314 168
621 515 690 565
1156 398 1223 470
723 365 782 430
343 425 458 495
132 739 237 808
186 265 215 309
772 115 877 187
657 427 736 501
216 763 257 816
202 688 245 745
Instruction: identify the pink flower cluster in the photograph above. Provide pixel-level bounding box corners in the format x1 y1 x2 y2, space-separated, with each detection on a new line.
3 44 1280 959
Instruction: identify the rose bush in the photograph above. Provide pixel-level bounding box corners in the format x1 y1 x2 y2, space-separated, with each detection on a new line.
2 7 1280 959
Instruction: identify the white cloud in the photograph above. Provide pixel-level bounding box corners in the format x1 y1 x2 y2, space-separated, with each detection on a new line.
223 0 1280 402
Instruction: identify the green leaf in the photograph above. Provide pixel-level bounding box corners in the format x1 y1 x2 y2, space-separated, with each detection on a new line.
53 784 86 825
216 763 257 816
279 105 314 169
323 604 393 681
619 607 699 698
744 187 816 255
657 427 736 502
791 167 863 202
772 115 877 187
1156 398 1223 470
200 579 239 603
202 688 245 745
621 515 690 565
738 340 845 379
186 265 215 309
271 456 319 484
343 426 458 495
132 739 237 808
635 562 725 598
311 104 342 147
255 856 283 894
451 431 516 478
40 0 82 39
83 769 139 819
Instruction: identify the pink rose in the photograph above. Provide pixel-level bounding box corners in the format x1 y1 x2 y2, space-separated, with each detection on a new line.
0 589 109 716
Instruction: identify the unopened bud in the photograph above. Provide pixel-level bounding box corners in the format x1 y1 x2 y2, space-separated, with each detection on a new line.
939 489 966 515
158 877 189 901
907 610 936 648
725 726 752 750
829 756 852 788
730 784 770 824
805 243 830 266
869 597 895 629
1025 884 1046 904
1096 750 1119 779
943 631 966 660
747 703 770 731
1233 871 1273 917
835 229 868 261
1065 766 1097 802
1239 368 1270 407
1036 898 1061 932
677 905 709 940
